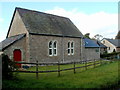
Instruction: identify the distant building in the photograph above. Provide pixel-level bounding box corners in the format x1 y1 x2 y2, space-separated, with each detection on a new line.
101 38 120 53
82 38 100 60
96 41 107 54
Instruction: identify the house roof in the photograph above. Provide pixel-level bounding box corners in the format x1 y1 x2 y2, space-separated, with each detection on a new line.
84 38 100 48
96 41 107 48
10 7 83 38
106 39 120 47
0 34 25 51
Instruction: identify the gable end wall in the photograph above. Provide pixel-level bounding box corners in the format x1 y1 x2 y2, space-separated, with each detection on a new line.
8 10 28 37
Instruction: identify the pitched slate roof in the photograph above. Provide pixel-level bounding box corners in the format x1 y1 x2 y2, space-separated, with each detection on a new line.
14 7 83 38
0 34 25 51
106 39 120 47
96 41 107 48
84 38 100 48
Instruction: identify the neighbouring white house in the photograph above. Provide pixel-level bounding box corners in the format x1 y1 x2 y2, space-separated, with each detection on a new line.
101 38 120 53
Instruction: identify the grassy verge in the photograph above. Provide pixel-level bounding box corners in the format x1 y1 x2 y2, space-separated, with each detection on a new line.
2 61 119 89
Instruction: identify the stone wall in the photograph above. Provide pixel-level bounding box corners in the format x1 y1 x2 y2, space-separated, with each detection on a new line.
29 34 81 63
82 48 100 60
3 37 27 61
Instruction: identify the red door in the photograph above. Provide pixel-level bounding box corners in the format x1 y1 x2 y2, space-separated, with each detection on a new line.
13 49 22 67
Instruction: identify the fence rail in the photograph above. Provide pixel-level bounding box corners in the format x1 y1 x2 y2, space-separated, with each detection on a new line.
13 59 110 78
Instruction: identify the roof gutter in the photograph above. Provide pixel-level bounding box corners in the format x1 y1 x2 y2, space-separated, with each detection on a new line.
29 33 82 38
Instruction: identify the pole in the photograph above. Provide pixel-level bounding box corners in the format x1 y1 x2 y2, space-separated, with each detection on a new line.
58 61 60 77
36 60 38 79
94 59 95 68
74 61 76 74
85 60 87 70
100 59 102 66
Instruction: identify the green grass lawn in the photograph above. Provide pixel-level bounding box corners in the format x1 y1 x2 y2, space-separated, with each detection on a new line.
2 61 119 89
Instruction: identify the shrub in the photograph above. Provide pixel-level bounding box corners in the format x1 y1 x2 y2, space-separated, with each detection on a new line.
2 54 18 80
100 52 120 59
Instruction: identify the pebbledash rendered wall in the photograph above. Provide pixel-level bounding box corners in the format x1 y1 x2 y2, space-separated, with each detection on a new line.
101 39 117 53
3 37 27 61
29 34 81 63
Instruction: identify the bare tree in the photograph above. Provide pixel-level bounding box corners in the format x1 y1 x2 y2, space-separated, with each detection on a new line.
94 34 103 41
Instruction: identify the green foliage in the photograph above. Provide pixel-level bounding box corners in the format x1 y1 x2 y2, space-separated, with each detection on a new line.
2 61 119 89
2 54 18 80
84 33 91 39
101 52 120 59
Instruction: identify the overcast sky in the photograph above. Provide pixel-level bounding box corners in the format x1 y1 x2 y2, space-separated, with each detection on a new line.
0 1 118 42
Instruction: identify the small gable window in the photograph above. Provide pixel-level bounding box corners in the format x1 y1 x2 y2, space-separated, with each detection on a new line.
96 48 99 52
48 41 57 56
103 41 105 44
68 41 74 55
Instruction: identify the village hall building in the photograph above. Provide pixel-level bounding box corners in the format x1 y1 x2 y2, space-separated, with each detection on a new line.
1 7 85 63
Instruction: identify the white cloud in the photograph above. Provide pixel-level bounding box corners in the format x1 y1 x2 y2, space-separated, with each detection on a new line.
0 27 7 42
45 7 117 39
0 17 7 42
0 18 6 42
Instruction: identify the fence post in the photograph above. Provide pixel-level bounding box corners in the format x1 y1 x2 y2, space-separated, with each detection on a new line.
100 59 102 66
58 61 60 77
36 60 38 79
85 60 87 70
73 61 76 74
94 59 95 68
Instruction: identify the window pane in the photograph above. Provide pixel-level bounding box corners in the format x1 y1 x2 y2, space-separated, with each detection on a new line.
96 48 99 52
49 49 52 55
68 49 70 54
71 42 73 48
68 42 70 48
71 49 74 54
54 49 56 55
49 41 52 48
54 41 57 48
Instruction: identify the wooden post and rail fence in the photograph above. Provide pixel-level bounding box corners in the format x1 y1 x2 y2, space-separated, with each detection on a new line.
13 59 111 79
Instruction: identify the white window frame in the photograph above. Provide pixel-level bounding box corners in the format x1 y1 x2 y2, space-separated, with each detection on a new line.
68 42 71 55
53 41 57 56
48 40 57 56
71 41 74 55
68 41 74 55
48 41 53 56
